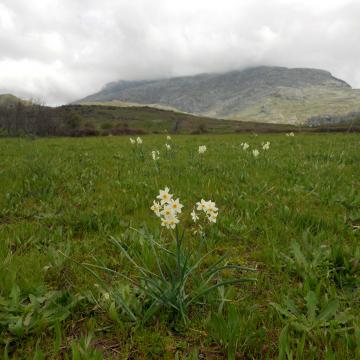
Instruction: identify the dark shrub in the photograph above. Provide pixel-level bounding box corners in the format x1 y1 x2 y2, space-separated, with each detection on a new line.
61 128 100 137
101 122 113 130
66 112 83 129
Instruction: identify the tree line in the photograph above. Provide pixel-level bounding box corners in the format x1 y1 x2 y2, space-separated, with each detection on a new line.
0 101 66 136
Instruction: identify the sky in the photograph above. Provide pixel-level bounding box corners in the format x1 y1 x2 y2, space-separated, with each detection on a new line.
0 0 359 105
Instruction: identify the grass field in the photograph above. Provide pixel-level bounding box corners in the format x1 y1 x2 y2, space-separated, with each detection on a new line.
0 134 359 359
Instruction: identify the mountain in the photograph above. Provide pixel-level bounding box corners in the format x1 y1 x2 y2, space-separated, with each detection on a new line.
76 66 360 125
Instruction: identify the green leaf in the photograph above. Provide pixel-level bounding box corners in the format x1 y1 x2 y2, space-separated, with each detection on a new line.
9 284 20 307
270 302 294 319
291 242 308 270
54 321 62 354
317 299 339 322
108 301 120 323
9 317 24 336
278 325 289 360
305 291 318 321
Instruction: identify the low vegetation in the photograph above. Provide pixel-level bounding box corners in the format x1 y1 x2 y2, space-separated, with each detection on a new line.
0 100 303 137
0 133 359 358
1 100 359 139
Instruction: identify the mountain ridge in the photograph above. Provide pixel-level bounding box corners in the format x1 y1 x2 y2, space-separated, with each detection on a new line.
77 66 360 124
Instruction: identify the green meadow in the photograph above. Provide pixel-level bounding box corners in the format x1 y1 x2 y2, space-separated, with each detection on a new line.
0 134 359 359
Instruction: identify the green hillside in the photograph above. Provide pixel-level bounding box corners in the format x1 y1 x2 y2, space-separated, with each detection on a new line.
58 104 299 134
0 93 24 107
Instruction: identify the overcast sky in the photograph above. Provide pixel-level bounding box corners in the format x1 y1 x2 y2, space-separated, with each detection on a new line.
0 0 359 105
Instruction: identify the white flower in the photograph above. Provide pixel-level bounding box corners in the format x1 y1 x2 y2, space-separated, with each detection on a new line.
196 199 208 211
286 132 295 137
136 137 143 144
242 143 249 150
207 211 218 223
252 149 260 157
153 188 182 229
198 145 207 154
191 210 199 222
151 150 160 161
165 143 171 150
129 137 135 144
168 198 184 214
262 141 270 150
195 199 219 224
152 189 218 230
150 200 162 217
161 216 179 229
205 200 218 213
161 205 176 219
157 187 173 204
166 135 172 140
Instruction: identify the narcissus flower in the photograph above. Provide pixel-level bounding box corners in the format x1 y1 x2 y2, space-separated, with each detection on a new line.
161 216 179 229
157 187 173 204
207 211 218 223
152 189 218 229
166 135 172 140
195 199 219 224
129 137 135 144
152 188 181 229
191 210 199 222
198 145 207 154
242 143 249 150
151 150 160 161
262 141 270 150
196 199 208 211
252 149 260 157
150 201 162 217
165 143 171 150
206 200 218 213
169 198 184 214
161 205 176 219
136 137 143 144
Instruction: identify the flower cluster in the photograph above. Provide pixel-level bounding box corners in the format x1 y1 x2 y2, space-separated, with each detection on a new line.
198 145 207 154
286 132 295 137
192 199 218 223
240 141 271 157
130 137 143 145
151 187 183 229
262 141 270 150
151 188 218 228
252 149 260 157
151 150 160 161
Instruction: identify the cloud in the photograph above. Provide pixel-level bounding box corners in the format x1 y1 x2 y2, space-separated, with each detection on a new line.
0 0 359 105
